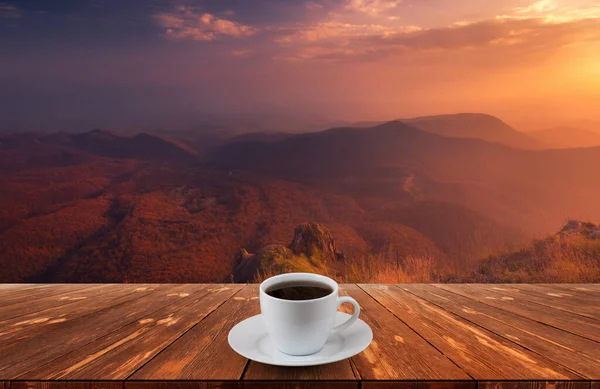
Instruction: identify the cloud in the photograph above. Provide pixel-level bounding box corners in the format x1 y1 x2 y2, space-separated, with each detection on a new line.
274 21 419 45
515 0 557 14
275 16 600 61
500 0 600 22
0 3 20 19
155 6 257 41
344 0 401 16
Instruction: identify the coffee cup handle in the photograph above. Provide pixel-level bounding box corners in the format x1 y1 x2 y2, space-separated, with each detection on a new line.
332 296 360 333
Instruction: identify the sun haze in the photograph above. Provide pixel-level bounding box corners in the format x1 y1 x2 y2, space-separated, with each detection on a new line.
0 0 599 131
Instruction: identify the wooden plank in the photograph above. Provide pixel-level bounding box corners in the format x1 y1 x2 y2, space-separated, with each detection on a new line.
20 284 244 380
0 284 56 293
0 284 158 345
123 381 243 389
480 284 600 320
128 382 356 389
2 284 599 385
129 285 258 380
339 284 470 381
0 284 111 322
362 382 475 389
538 284 600 296
243 382 358 389
404 284 600 379
360 284 581 380
4 382 122 389
478 382 590 389
0 284 198 380
244 361 356 381
0 284 92 307
243 361 356 381
126 382 242 389
437 284 600 342
0 284 50 295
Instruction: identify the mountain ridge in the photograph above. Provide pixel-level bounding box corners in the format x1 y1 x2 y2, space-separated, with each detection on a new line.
528 126 600 148
212 120 600 233
399 113 542 149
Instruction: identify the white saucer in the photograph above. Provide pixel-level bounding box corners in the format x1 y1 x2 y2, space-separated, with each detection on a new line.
228 312 373 366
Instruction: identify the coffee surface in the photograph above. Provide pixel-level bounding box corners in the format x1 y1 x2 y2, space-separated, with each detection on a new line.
266 282 333 301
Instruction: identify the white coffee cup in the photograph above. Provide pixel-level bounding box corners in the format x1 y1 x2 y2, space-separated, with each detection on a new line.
259 272 360 356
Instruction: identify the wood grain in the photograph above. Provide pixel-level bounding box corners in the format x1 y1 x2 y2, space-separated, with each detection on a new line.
1 284 599 386
0 284 114 322
0 284 159 345
362 382 475 389
126 382 242 389
243 361 356 381
339 284 470 381
535 284 600 296
0 284 52 297
0 284 196 379
130 285 258 380
437 284 600 342
17 284 244 380
3 382 122 389
0 284 92 307
361 284 581 380
404 284 600 379
243 382 358 389
477 284 600 320
478 382 591 389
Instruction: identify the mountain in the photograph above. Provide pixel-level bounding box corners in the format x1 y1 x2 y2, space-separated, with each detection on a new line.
0 130 197 173
213 120 600 232
401 113 542 149
2 116 599 283
528 127 600 148
71 130 197 161
0 132 98 172
225 131 293 144
214 121 441 180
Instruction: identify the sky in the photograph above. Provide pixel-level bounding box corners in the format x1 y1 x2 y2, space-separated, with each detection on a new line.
1 0 600 132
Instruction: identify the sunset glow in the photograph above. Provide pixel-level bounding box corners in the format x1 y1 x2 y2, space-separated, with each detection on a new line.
1 0 599 131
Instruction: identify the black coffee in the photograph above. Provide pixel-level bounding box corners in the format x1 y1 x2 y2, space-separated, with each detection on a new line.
266 281 333 301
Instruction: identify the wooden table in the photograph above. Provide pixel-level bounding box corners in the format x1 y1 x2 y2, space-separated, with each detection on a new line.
1 284 599 389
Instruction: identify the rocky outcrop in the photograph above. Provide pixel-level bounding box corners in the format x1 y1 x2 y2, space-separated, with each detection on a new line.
233 245 292 282
232 222 342 282
291 222 345 262
559 220 600 239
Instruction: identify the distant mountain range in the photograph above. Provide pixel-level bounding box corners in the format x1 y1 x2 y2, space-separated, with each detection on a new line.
1 112 599 283
0 130 196 172
213 119 600 232
71 129 197 160
401 113 543 149
338 113 543 149
528 126 600 148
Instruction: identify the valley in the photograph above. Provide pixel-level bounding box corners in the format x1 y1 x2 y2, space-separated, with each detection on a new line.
1 114 599 283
